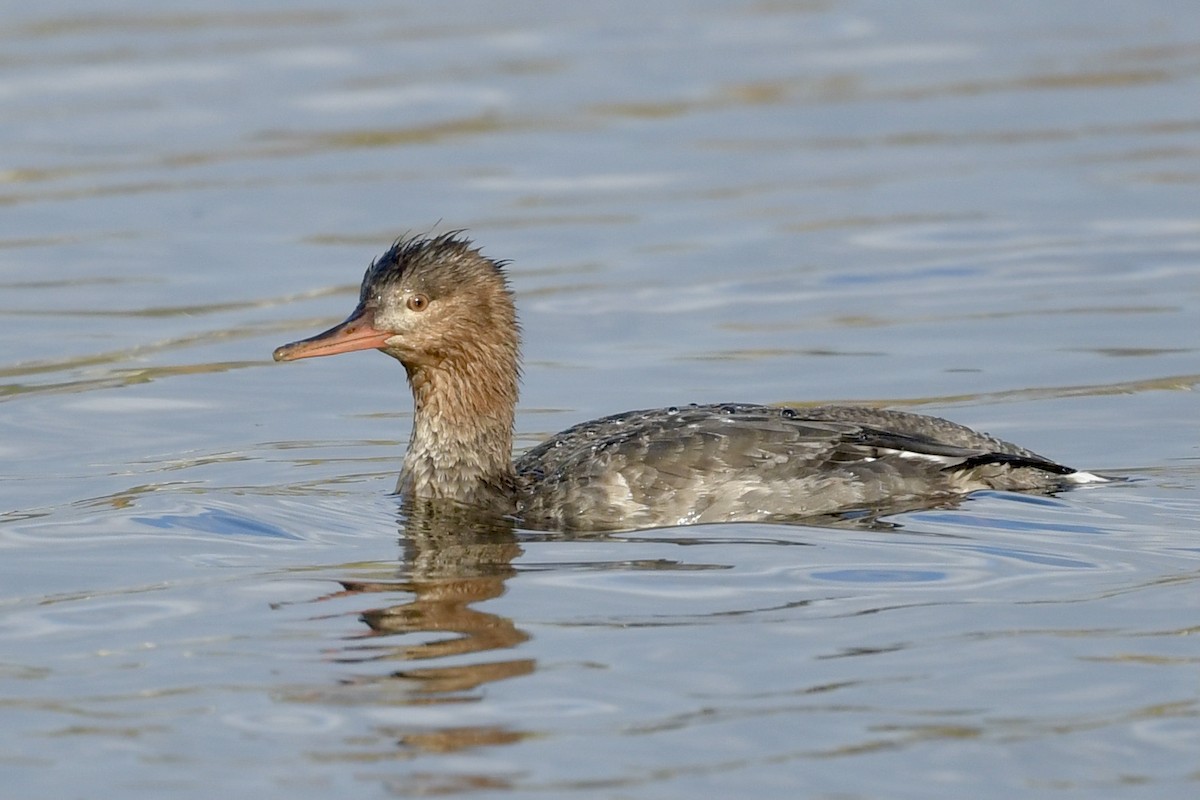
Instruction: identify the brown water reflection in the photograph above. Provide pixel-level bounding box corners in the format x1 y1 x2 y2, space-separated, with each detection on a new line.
297 502 534 760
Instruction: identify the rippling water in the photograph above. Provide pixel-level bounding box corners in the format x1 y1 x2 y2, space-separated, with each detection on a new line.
2 2 1198 798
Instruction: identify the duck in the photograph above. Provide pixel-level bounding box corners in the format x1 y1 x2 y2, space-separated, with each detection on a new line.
273 232 1103 531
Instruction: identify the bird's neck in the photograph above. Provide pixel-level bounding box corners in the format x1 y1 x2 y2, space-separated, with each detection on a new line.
399 342 519 510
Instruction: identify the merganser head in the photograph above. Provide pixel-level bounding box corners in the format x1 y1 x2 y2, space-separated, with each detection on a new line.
273 232 518 371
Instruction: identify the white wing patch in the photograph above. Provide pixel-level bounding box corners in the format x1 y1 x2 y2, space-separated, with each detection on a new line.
881 448 963 467
1064 470 1108 484
882 447 1108 483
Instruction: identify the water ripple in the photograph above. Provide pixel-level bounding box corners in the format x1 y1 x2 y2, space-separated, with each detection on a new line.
223 708 345 734
0 598 199 639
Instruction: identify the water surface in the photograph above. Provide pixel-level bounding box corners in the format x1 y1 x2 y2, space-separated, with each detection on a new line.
2 2 1198 798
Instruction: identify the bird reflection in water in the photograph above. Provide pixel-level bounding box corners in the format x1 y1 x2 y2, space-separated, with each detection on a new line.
294 498 536 763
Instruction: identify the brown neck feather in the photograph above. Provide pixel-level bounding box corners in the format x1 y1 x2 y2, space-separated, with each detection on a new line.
399 335 519 509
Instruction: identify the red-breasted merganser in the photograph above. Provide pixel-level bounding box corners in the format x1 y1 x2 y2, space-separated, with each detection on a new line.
273 233 1102 531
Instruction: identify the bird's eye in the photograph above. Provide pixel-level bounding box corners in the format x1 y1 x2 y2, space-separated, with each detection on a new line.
406 294 429 312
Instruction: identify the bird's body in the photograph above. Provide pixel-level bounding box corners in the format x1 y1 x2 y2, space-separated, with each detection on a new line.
274 233 1101 532
512 402 1088 530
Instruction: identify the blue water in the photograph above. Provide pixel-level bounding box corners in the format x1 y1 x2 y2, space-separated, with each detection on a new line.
2 2 1198 798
